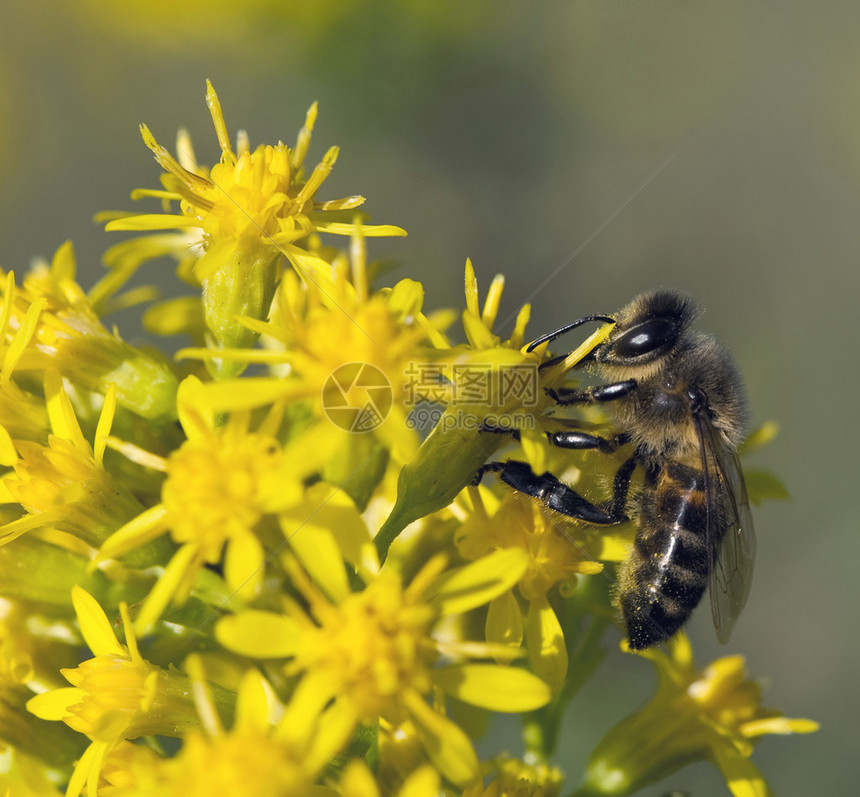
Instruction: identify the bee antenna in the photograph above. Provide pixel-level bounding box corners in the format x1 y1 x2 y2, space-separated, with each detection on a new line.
526 314 615 353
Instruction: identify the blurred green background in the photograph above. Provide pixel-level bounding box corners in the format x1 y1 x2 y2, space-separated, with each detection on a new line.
1 1 855 793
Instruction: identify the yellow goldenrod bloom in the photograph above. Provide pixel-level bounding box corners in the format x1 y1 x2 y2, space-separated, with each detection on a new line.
376 262 541 559
0 271 51 449
102 659 351 797
216 548 551 787
462 755 564 797
574 634 819 797
338 760 440 797
103 81 406 369
175 225 453 464
0 372 156 563
0 76 814 797
26 587 203 797
96 375 337 634
0 243 178 420
453 487 605 688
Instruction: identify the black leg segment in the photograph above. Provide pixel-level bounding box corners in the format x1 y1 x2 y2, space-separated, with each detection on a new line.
476 460 625 525
548 379 637 406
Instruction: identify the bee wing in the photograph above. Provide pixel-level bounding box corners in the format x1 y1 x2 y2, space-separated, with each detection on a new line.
696 414 756 644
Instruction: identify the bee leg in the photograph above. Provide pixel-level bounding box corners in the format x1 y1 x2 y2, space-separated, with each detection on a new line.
471 460 506 485
608 457 637 520
481 422 629 456
547 430 630 455
548 379 637 406
479 420 521 438
477 460 626 525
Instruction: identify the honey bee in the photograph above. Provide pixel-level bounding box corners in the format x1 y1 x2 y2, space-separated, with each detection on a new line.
478 290 756 649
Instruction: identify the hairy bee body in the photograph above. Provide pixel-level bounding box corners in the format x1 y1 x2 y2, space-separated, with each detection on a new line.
619 459 713 649
590 295 748 648
481 290 756 649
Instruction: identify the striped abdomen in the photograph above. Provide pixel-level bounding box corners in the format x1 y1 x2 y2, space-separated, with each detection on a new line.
618 460 716 650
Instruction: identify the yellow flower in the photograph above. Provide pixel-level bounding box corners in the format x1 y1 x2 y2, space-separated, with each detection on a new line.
27 587 202 797
103 81 406 367
574 634 819 797
104 660 349 797
339 760 440 797
96 375 336 634
0 371 155 563
376 262 541 560
462 755 563 797
176 224 452 461
0 271 51 450
0 242 177 420
453 487 604 688
216 548 551 787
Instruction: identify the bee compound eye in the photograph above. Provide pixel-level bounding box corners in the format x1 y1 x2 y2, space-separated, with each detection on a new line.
614 317 678 359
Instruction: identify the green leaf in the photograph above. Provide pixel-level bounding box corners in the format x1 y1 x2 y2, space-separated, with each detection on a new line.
375 413 503 560
743 468 790 504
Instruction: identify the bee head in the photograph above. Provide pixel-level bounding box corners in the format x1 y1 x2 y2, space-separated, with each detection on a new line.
595 290 700 372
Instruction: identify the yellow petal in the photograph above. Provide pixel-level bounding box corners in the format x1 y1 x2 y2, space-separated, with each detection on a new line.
481 274 504 329
26 687 83 721
105 214 200 231
303 700 361 776
511 303 531 349
277 670 340 747
462 309 496 349
66 741 110 797
520 425 551 476
234 669 273 735
486 591 524 654
432 664 550 712
72 585 125 657
205 79 234 159
281 484 372 602
387 278 425 319
428 548 530 617
591 524 635 562
402 688 479 788
0 425 16 467
4 297 44 375
134 544 199 635
464 259 479 317
93 384 117 468
215 611 301 658
98 504 170 561
44 370 88 451
224 532 264 602
191 377 307 413
711 736 773 797
741 717 820 737
526 596 568 689
400 765 441 797
312 222 407 237
281 515 349 605
539 321 615 383
338 760 379 797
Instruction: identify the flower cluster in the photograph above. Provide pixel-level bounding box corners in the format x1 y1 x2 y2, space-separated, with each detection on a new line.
0 84 814 796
